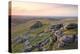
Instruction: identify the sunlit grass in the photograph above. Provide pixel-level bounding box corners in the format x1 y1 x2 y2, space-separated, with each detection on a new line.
30 32 51 46
64 29 77 35
12 43 23 52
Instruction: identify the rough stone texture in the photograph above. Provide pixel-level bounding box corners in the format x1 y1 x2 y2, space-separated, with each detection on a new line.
50 24 63 31
57 35 77 48
12 36 23 44
66 23 77 29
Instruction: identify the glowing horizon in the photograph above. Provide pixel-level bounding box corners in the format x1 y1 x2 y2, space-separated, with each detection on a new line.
11 1 78 16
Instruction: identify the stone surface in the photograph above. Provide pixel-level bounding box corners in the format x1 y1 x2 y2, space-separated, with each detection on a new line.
66 23 77 29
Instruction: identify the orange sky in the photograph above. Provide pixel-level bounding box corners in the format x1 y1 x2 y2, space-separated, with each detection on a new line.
11 1 78 16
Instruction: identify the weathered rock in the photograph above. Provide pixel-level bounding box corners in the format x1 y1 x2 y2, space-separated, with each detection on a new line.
24 48 32 52
50 24 63 31
22 35 29 40
52 35 57 42
58 42 64 48
42 48 47 51
72 34 77 42
54 30 63 38
66 23 77 29
12 36 23 44
62 35 73 43
24 40 32 52
58 35 77 48
24 40 30 45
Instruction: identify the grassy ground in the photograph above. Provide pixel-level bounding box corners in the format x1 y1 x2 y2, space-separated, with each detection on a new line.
11 18 78 52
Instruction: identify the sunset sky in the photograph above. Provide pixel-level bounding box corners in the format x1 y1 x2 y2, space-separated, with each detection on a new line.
11 1 78 16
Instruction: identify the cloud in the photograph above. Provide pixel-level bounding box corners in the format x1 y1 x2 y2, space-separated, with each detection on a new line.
11 1 78 16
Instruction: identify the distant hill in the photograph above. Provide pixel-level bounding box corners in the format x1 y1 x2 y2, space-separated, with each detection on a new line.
10 15 77 26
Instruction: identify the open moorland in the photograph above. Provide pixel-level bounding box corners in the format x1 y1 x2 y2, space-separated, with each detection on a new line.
11 16 78 52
